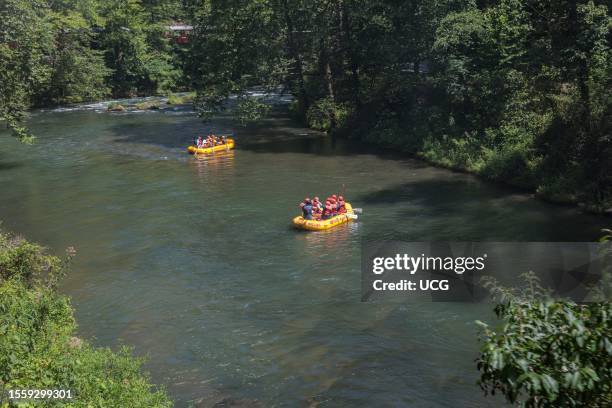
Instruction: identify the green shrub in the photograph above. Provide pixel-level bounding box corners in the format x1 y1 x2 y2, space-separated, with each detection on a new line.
479 143 539 188
107 102 125 112
0 229 172 407
135 101 161 110
166 92 195 105
166 94 181 105
420 132 486 171
476 272 612 407
306 97 353 131
234 97 272 125
0 233 65 289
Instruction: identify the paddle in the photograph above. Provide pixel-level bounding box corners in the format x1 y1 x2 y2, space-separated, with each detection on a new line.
347 213 359 220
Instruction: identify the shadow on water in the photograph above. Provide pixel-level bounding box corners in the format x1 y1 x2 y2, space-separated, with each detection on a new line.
109 121 216 149
108 111 426 162
0 161 22 171
357 178 525 208
0 153 22 171
103 110 609 243
357 178 608 241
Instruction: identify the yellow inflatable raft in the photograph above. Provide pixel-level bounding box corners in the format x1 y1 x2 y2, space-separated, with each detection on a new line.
292 202 354 231
187 138 235 154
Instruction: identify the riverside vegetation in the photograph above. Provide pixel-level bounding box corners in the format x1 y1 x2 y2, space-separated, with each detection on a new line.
1 0 610 210
476 231 611 407
187 0 611 212
476 272 611 407
0 229 171 407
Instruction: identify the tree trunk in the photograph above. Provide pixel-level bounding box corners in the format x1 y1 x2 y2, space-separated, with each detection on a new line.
325 60 337 130
339 0 360 108
280 0 309 113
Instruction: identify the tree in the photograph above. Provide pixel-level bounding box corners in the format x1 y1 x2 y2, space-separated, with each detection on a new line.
99 0 179 97
39 1 111 104
0 0 53 141
189 0 285 120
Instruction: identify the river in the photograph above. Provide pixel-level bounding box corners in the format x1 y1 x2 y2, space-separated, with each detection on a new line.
0 100 607 407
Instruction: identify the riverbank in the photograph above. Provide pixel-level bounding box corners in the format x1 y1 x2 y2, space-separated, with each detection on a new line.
0 228 172 407
283 96 611 216
106 93 195 112
323 112 612 217
414 144 611 216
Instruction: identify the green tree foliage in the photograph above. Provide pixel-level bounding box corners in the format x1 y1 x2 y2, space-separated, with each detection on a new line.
187 0 610 209
476 272 611 406
1 0 610 208
189 0 285 120
1 0 186 138
0 0 53 141
40 1 111 105
0 229 172 407
428 1 611 206
98 0 180 97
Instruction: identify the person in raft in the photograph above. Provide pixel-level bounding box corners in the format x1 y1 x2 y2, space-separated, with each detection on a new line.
321 200 334 220
199 132 229 147
196 135 204 148
325 195 338 217
300 195 347 220
300 198 314 220
311 196 323 220
336 196 347 214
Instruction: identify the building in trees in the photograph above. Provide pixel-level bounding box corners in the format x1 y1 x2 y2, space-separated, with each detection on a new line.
165 24 193 44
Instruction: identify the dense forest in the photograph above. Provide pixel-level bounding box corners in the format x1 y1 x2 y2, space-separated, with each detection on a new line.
1 0 611 209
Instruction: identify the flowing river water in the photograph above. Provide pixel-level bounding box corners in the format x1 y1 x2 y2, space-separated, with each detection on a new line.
0 100 608 407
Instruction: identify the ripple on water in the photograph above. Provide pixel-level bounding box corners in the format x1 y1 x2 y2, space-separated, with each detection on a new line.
0 106 606 407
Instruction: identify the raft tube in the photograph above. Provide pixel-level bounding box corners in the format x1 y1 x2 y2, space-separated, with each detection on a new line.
292 203 354 231
187 138 235 154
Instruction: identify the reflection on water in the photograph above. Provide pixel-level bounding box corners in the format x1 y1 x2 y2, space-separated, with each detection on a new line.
189 150 236 183
0 106 608 407
298 220 358 254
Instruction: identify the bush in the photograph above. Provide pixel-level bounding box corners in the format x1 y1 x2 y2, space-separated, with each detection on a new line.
420 132 486 172
107 102 125 112
306 97 353 132
234 97 271 126
135 101 161 110
166 92 194 105
0 229 172 407
476 272 611 407
479 143 539 188
0 232 66 289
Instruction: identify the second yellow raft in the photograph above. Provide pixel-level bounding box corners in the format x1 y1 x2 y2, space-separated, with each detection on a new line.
292 202 354 231
187 138 235 154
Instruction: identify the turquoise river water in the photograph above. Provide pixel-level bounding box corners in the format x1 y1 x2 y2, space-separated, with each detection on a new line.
0 101 608 407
